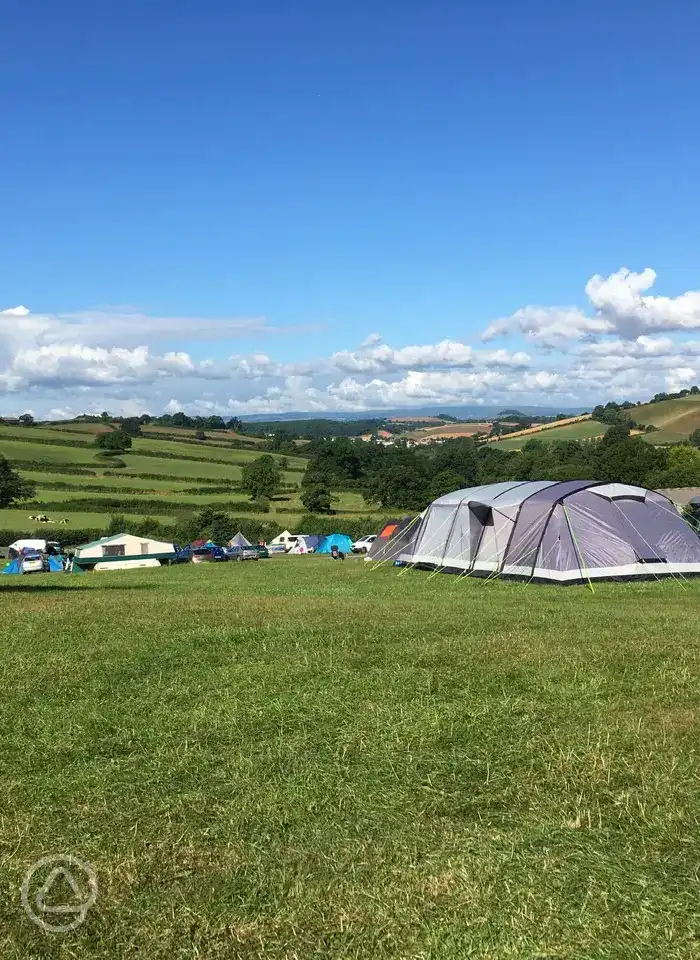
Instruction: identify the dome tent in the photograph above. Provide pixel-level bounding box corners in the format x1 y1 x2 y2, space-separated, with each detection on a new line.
399 480 700 584
317 534 354 555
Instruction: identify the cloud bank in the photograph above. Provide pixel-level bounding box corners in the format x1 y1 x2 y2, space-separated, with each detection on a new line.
2 267 700 418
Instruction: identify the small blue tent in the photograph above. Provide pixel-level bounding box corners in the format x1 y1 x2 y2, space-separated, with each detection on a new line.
317 533 353 554
1 557 22 575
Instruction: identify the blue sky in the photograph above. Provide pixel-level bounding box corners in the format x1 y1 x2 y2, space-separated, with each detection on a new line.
2 0 700 417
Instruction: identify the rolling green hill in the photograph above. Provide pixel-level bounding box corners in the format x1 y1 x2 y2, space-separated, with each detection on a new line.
489 420 609 449
0 421 321 540
634 395 700 443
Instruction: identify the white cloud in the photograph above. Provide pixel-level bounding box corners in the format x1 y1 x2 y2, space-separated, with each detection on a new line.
0 304 315 352
330 340 530 374
482 306 609 347
483 267 700 345
3 269 700 418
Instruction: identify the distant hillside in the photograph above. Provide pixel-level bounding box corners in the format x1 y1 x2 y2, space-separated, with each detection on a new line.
634 395 700 444
406 422 493 440
489 420 610 449
239 404 584 423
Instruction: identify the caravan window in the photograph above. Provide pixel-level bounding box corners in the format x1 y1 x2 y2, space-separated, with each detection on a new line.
103 544 125 557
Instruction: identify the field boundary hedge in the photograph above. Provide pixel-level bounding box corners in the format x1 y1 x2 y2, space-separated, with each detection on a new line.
19 497 261 516
8 459 246 484
0 433 93 449
0 527 104 548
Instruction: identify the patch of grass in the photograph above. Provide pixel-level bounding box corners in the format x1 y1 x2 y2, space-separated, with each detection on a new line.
0 509 177 531
0 438 100 464
0 562 698 957
0 425 95 443
46 422 111 434
635 396 700 443
130 436 306 469
491 421 609 449
20 472 195 492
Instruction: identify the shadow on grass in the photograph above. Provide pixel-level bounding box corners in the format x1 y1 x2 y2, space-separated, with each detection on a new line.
0 582 159 593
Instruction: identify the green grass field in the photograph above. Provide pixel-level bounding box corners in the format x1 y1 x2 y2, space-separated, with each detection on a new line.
489 421 610 450
0 424 377 537
0 509 177 531
20 472 208 492
0 561 698 958
634 395 700 444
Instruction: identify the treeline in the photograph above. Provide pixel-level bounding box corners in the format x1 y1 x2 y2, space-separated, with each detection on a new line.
19 497 259 517
301 432 700 510
103 509 384 547
237 418 385 439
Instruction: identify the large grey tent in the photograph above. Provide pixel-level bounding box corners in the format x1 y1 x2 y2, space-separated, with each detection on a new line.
399 481 700 584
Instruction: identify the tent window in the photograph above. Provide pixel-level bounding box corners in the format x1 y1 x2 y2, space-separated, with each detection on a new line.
469 503 493 526
635 551 667 564
141 542 149 555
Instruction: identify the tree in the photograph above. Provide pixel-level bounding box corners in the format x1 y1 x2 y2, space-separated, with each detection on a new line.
601 422 631 444
0 456 36 507
432 438 478 485
646 445 700 489
301 482 333 514
361 453 430 510
595 436 667 486
18 413 34 426
95 430 132 452
241 455 283 500
120 417 142 437
100 411 110 422
689 429 700 449
426 470 465 502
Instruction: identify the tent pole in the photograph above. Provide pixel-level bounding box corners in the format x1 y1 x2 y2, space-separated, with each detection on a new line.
562 504 595 593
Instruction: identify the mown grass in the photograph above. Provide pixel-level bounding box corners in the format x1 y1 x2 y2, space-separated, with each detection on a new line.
0 561 698 958
20 473 199 492
0 509 177 531
129 437 306 470
491 422 609 450
0 438 102 464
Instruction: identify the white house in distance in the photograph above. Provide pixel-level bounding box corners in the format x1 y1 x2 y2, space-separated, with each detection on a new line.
75 533 176 570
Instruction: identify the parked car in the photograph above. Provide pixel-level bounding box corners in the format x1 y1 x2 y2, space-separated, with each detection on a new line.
21 551 45 573
190 545 228 564
352 535 377 554
224 545 261 562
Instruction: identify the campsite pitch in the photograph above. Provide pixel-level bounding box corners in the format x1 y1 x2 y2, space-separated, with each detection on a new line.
1 562 699 958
